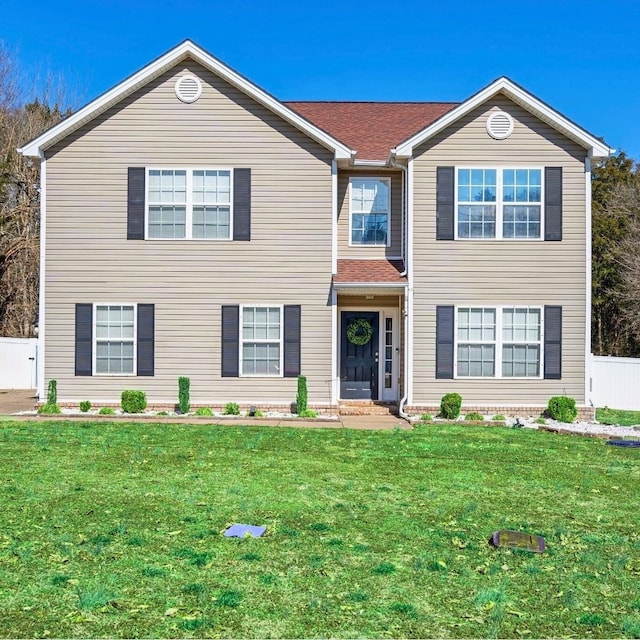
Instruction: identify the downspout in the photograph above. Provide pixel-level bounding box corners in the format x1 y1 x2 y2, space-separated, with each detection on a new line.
391 156 410 418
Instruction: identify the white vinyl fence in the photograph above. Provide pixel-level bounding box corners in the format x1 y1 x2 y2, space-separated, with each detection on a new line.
591 355 640 410
0 337 37 389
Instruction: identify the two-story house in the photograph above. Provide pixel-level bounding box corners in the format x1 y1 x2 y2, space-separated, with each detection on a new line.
18 40 611 418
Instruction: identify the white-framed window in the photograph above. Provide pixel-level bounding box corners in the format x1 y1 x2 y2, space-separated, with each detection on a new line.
456 168 543 240
94 304 136 375
349 177 390 246
147 168 232 240
455 306 542 378
240 306 282 376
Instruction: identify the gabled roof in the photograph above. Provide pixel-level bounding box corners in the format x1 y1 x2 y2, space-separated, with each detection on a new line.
284 102 458 162
18 40 354 159
393 76 612 159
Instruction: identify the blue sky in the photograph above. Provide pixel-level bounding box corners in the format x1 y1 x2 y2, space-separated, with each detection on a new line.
4 0 639 159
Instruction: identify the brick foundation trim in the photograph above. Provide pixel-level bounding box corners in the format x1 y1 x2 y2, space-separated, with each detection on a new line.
405 405 596 422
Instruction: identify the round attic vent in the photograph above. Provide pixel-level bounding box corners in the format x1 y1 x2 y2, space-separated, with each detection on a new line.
175 75 202 103
486 111 514 139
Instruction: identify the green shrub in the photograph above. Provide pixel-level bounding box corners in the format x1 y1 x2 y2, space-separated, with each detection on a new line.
253 409 264 417
156 411 169 416
195 407 213 417
535 416 547 425
121 390 147 414
47 379 57 405
38 402 61 415
547 396 577 423
178 376 190 414
464 412 484 421
420 413 433 422
79 401 92 413
98 407 115 415
439 393 462 420
224 402 240 416
296 376 308 414
492 414 506 422
298 409 317 418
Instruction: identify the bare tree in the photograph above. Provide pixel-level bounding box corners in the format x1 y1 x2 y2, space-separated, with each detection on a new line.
0 43 68 336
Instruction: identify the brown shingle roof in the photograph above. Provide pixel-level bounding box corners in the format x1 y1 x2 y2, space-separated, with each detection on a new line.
334 259 407 285
284 101 459 161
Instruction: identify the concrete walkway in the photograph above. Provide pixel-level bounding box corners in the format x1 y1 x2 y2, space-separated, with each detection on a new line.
0 389 37 413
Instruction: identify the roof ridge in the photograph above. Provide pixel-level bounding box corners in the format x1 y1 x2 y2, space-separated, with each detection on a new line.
284 100 460 105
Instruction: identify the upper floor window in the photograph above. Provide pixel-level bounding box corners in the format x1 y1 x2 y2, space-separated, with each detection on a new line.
456 168 542 240
147 169 232 240
349 177 390 246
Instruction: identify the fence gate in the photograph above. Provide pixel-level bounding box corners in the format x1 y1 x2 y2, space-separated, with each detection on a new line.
0 338 37 389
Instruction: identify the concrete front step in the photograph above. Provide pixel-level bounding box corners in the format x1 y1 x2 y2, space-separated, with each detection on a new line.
339 402 399 416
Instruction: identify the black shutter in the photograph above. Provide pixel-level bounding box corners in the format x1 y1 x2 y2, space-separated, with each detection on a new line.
283 305 301 378
544 305 562 379
128 167 145 240
233 168 251 241
436 305 455 379
137 304 155 376
221 305 240 377
436 166 455 240
75 304 93 376
544 167 562 241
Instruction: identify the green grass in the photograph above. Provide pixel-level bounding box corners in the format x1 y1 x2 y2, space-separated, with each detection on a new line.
597 407 640 427
0 420 639 638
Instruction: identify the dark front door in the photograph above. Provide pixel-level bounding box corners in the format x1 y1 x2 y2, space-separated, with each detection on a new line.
340 311 379 399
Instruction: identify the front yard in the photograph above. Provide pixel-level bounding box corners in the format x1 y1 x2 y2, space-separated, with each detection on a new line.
0 420 639 638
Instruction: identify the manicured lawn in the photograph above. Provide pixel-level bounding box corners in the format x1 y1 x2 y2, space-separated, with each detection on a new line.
597 407 640 427
1 421 639 638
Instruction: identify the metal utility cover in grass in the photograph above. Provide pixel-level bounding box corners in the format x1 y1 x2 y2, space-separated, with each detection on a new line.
223 524 266 538
606 440 640 448
491 530 546 553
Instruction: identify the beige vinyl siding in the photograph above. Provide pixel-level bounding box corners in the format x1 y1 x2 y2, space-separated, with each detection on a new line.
412 95 588 405
337 170 403 258
45 59 334 405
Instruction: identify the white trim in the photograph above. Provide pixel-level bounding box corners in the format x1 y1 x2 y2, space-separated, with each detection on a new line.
331 287 338 405
331 160 338 274
486 111 514 140
585 157 592 406
453 305 544 379
333 282 407 289
348 176 392 248
380 308 400 401
37 152 46 400
239 304 284 377
352 160 388 167
18 40 353 159
145 167 233 240
393 77 612 159
454 166 545 241
92 303 137 376
406 157 414 405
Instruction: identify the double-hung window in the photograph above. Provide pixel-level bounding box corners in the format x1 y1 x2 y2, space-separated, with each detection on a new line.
147 169 232 239
241 306 282 376
350 177 390 246
95 304 135 374
456 168 542 239
456 306 542 378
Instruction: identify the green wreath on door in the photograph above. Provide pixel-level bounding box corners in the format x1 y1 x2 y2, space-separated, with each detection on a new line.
346 318 373 346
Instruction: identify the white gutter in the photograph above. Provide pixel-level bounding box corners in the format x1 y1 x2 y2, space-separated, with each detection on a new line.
37 150 46 400
585 155 593 407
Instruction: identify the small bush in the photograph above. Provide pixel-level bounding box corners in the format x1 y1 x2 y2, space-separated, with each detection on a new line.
121 390 147 414
547 396 577 423
298 409 317 418
420 413 433 422
98 407 115 415
38 403 61 415
439 393 462 420
535 416 547 425
47 379 58 404
224 402 240 416
195 407 213 417
254 409 264 417
156 411 169 416
178 376 190 414
464 412 484 421
492 414 506 422
296 376 308 414
79 401 92 413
